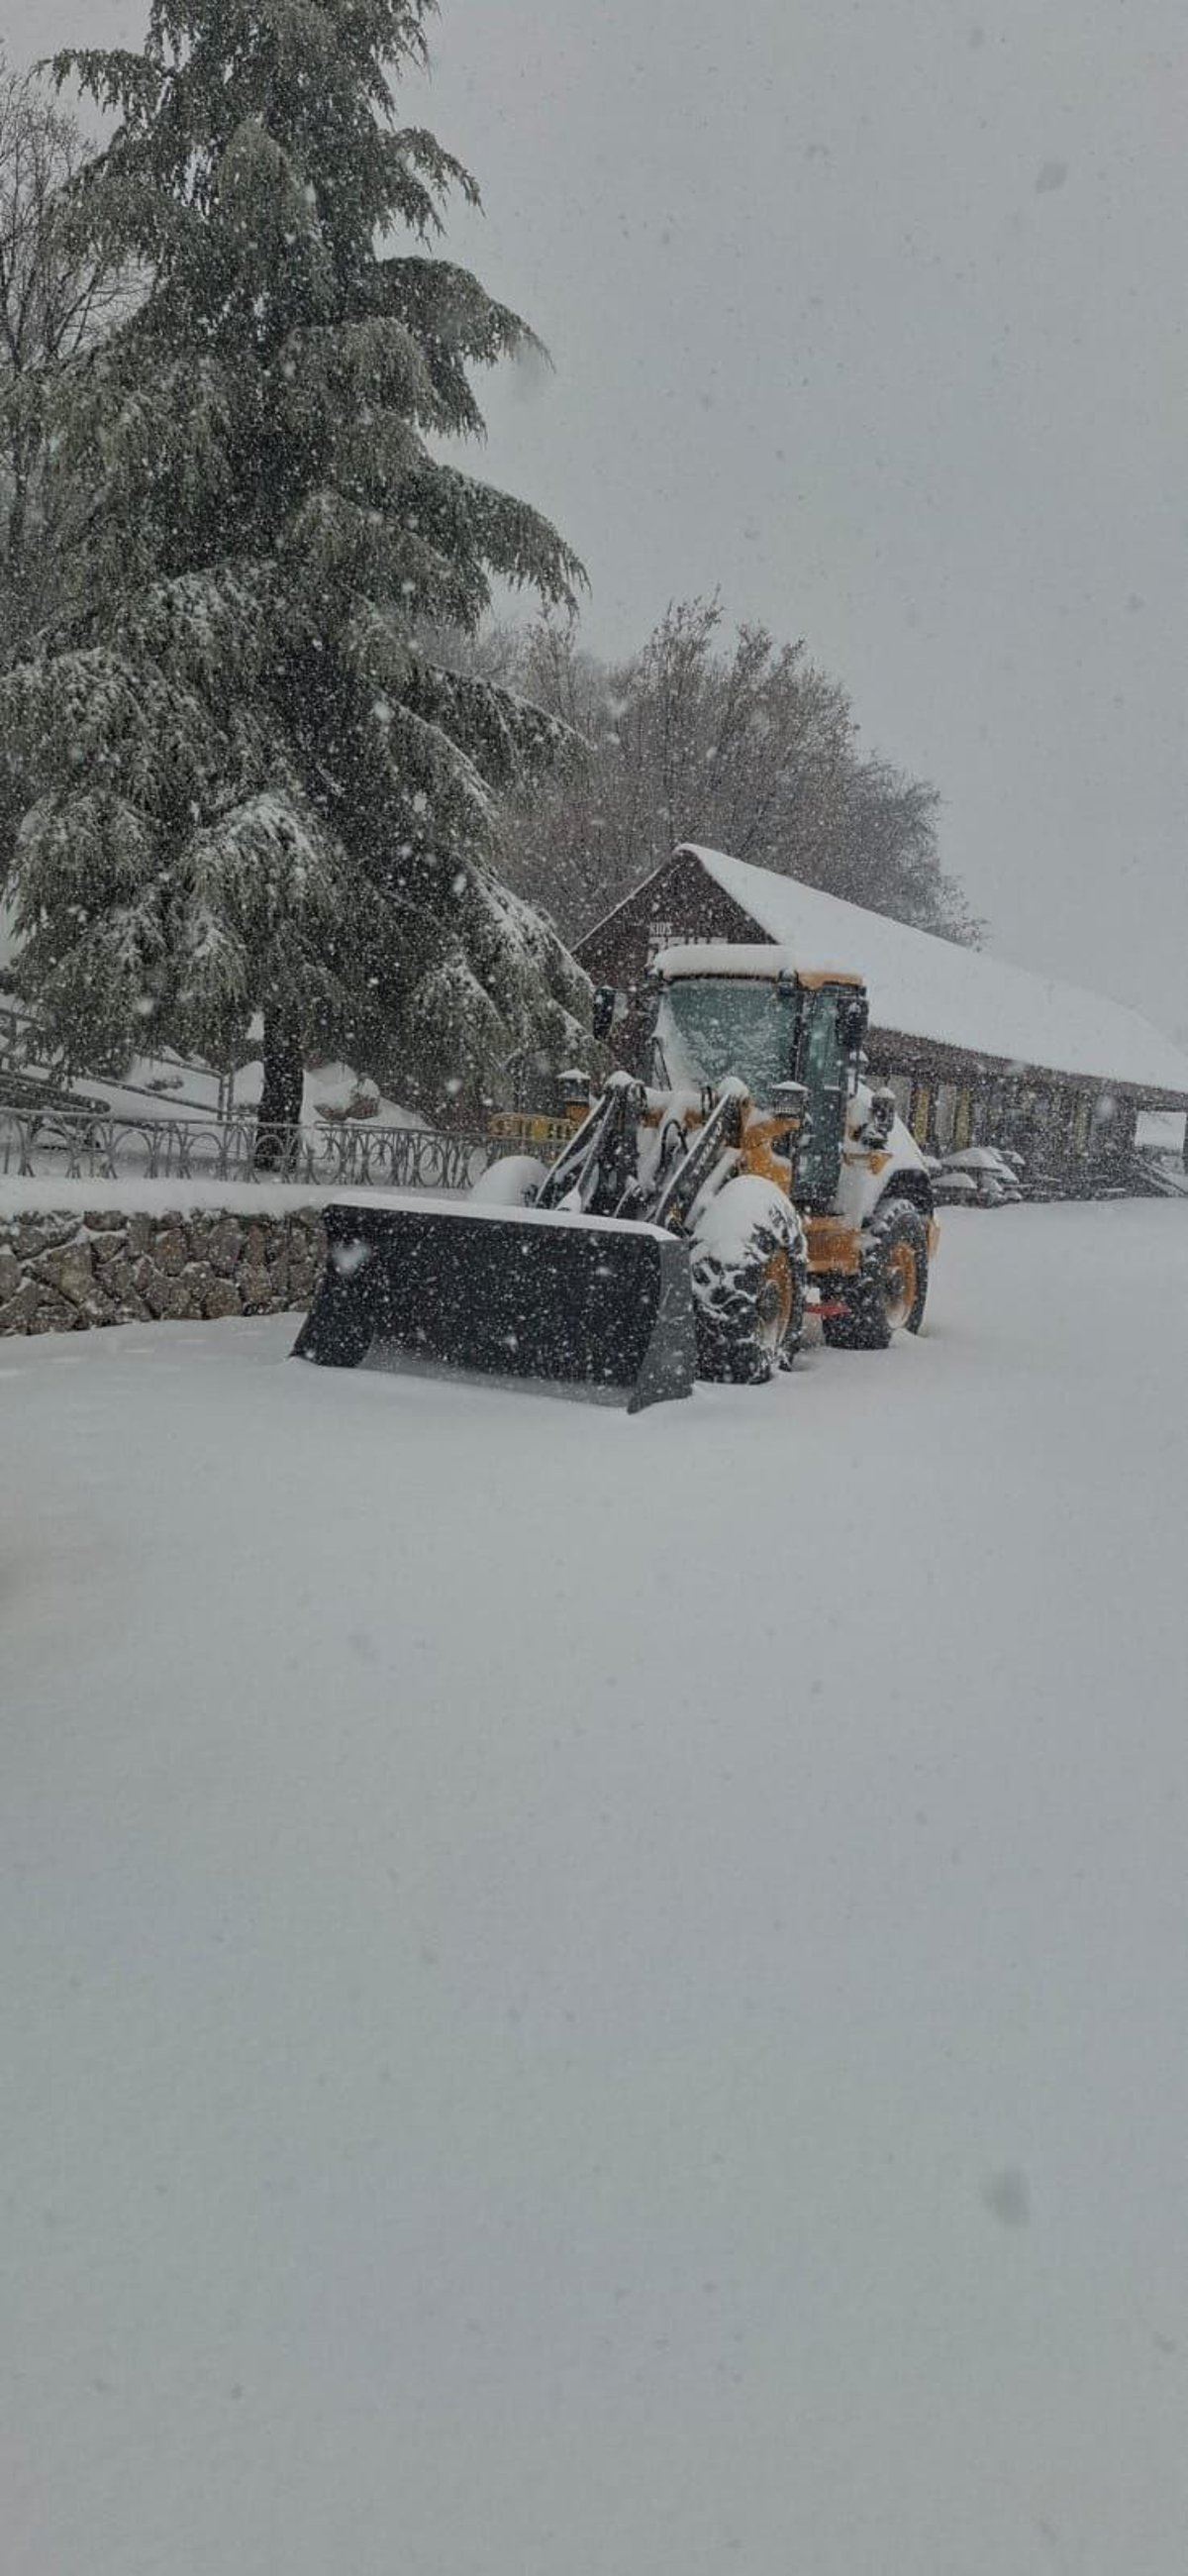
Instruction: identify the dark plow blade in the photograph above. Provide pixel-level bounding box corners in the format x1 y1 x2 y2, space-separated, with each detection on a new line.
293 1201 696 1413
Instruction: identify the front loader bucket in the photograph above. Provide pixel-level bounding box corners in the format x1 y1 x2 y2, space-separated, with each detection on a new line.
293 1196 696 1413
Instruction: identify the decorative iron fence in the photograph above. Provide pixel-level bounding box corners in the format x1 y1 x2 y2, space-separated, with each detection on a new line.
0 1105 504 1193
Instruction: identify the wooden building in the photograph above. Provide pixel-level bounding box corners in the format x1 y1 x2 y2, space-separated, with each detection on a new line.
576 844 1188 1192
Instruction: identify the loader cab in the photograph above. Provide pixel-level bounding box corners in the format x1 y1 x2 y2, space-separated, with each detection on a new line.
646 955 868 1210
649 970 801 1107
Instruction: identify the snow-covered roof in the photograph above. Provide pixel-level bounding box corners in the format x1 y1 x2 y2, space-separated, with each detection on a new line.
679 845 1188 1102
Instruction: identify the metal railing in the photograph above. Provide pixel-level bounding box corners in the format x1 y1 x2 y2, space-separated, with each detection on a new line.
0 1103 502 1192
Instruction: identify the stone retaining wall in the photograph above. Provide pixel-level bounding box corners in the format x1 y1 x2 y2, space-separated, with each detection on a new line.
0 1205 327 1336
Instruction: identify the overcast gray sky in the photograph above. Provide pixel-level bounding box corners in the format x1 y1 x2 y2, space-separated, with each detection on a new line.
8 0 1187 1031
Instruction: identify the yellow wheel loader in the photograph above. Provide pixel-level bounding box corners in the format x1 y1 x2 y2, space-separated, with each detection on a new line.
295 945 939 1410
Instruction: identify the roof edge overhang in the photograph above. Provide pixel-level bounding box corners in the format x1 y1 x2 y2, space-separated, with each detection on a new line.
868 1022 1188 1110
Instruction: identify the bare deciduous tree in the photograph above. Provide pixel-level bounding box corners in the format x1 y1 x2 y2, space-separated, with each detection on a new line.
476 598 980 947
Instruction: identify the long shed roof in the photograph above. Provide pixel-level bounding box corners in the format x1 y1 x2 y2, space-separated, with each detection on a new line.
673 846 1188 1103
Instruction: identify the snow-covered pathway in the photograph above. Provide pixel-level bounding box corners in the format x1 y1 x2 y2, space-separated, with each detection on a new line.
5 1203 1188 2575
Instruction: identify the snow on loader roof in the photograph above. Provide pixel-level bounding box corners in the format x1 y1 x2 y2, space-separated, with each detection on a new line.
652 941 865 987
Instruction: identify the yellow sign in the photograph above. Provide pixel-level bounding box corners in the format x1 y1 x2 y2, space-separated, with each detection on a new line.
487 1112 574 1153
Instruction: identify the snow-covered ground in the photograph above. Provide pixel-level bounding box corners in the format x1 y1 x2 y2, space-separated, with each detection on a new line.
4 1201 1188 2576
72 1054 420 1129
1 995 419 1129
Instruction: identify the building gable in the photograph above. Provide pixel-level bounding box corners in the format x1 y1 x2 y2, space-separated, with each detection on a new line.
577 850 771 993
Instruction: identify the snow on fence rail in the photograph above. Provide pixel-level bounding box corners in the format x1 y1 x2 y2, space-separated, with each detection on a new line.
0 1104 499 1193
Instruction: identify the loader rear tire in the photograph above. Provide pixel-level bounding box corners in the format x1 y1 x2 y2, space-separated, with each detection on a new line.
823 1196 930 1351
691 1178 808 1386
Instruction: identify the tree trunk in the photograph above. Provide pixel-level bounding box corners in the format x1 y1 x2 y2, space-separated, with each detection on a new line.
254 1014 304 1171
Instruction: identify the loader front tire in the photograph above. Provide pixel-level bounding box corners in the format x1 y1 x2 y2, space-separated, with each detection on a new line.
691 1178 808 1385
823 1196 930 1350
